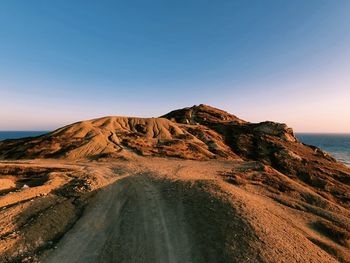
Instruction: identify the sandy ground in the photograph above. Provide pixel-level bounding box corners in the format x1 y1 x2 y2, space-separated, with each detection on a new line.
0 158 349 263
44 174 193 263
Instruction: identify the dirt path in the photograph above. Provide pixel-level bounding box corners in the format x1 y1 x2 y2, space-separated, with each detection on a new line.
43 172 192 263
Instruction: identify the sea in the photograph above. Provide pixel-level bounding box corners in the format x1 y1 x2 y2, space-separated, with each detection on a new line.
0 131 48 141
0 131 349 167
296 133 350 167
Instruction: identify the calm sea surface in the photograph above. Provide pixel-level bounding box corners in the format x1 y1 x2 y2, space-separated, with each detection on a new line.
0 131 349 166
0 131 48 141
296 133 350 167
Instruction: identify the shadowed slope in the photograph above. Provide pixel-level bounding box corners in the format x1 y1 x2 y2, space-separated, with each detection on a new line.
0 105 349 262
162 104 350 209
0 105 349 208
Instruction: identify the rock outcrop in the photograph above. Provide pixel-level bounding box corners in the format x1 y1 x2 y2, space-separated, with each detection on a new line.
0 105 349 208
162 105 350 208
0 115 238 160
0 104 349 262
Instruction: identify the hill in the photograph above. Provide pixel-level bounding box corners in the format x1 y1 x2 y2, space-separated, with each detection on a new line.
0 114 237 160
0 104 349 262
1 104 348 207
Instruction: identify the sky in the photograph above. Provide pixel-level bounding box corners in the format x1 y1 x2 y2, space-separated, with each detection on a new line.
0 0 350 132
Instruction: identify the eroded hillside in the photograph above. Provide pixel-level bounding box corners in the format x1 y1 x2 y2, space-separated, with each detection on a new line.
0 105 349 263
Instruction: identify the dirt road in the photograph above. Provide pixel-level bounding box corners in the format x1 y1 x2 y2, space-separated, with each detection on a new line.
44 172 193 263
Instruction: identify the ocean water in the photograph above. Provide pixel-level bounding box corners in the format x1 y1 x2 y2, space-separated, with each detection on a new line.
0 131 48 141
0 131 349 166
296 133 350 167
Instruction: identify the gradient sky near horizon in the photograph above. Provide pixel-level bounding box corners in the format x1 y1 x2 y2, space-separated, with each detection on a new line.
1 1 350 132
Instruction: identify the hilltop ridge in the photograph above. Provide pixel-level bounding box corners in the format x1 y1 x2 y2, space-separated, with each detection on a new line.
0 105 349 262
0 104 291 160
1 104 349 207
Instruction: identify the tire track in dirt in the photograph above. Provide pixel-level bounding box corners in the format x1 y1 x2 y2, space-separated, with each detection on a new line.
44 173 192 263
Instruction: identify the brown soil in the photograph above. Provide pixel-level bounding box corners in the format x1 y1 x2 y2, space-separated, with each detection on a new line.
0 158 348 263
0 105 349 262
0 116 238 161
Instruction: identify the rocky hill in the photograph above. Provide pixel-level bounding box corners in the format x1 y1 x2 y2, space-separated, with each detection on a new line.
0 115 237 160
164 105 350 209
0 104 349 262
1 105 349 207
0 104 309 162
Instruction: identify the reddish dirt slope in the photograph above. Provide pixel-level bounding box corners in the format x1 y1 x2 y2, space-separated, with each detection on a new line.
0 104 349 262
0 116 238 160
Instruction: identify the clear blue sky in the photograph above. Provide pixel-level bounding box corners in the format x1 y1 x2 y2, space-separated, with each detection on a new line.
1 0 350 132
